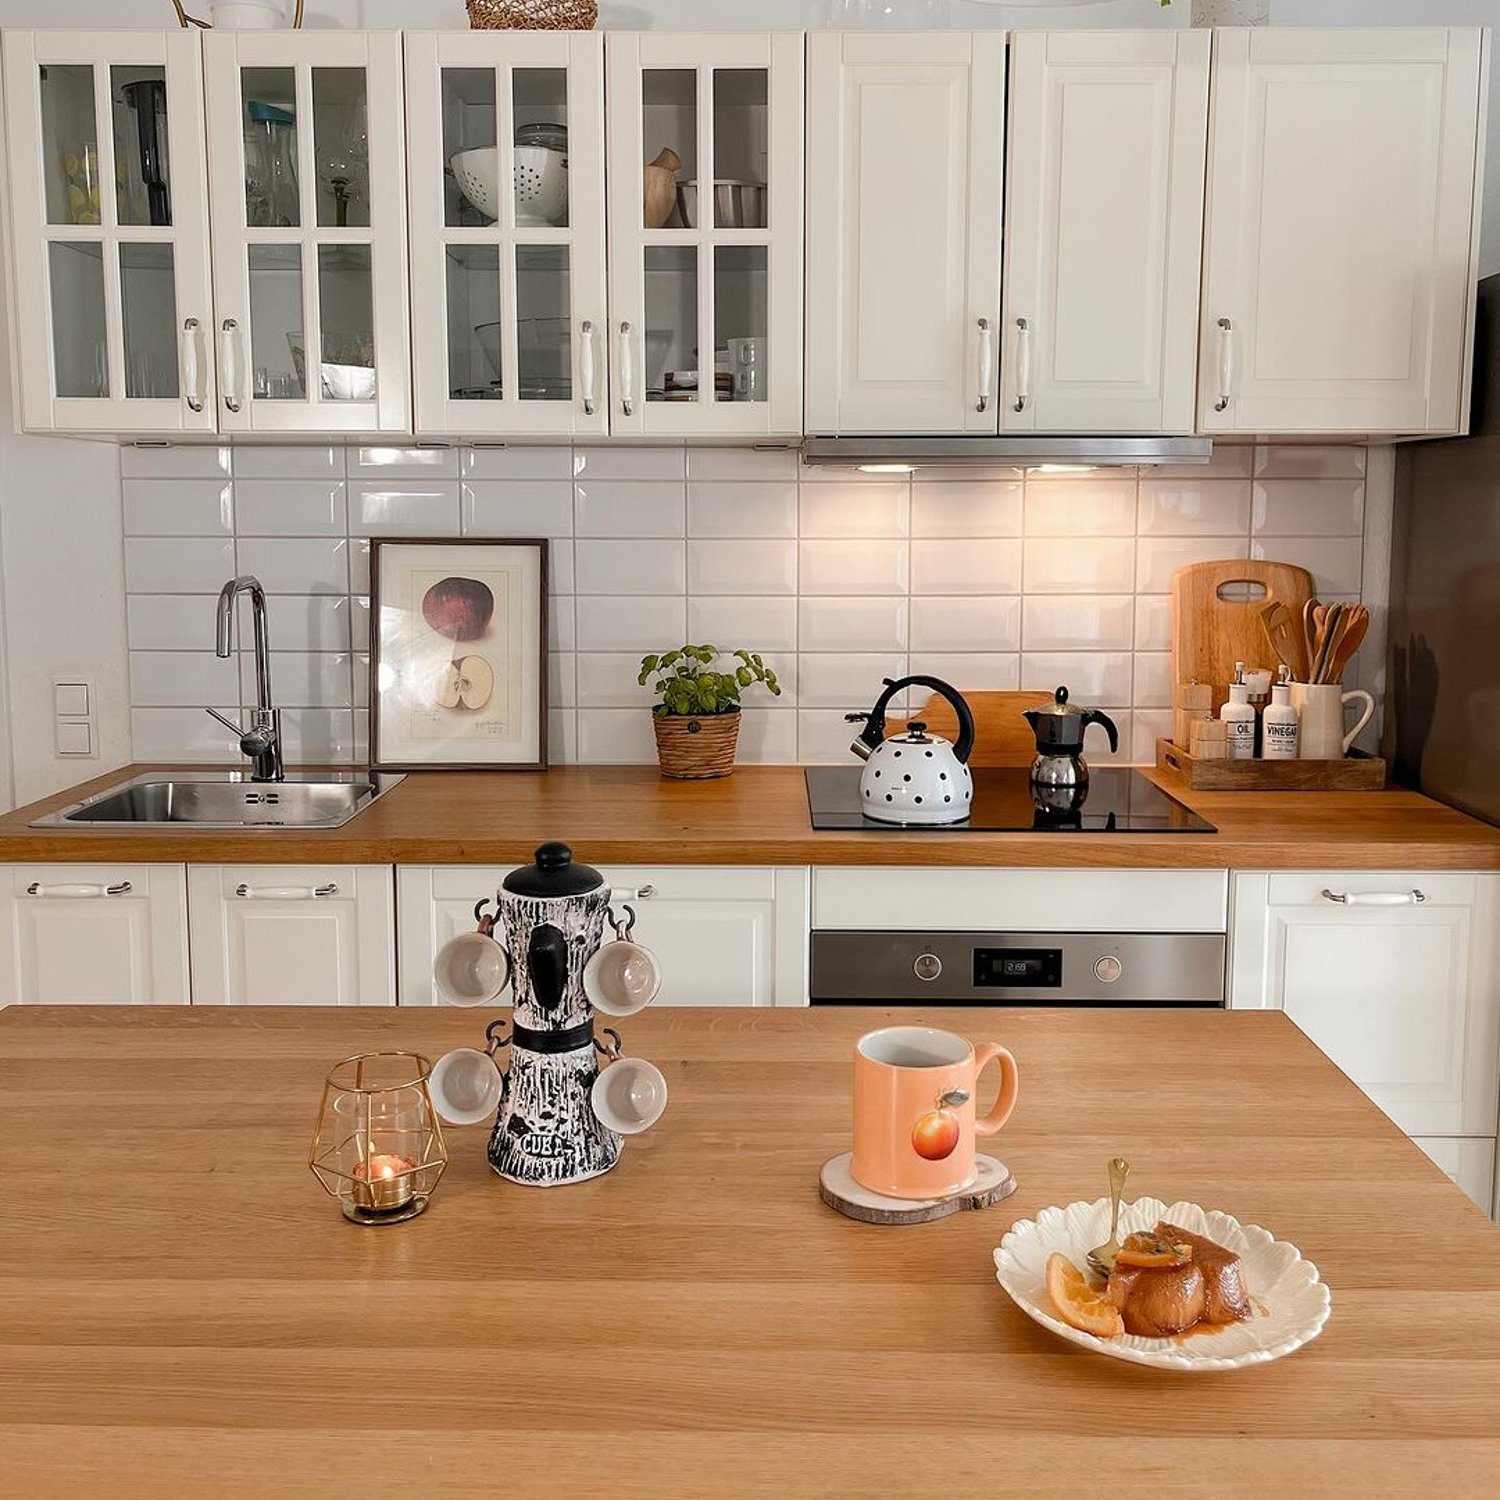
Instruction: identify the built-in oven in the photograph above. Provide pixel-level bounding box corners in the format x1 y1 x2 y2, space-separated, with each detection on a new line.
810 931 1226 1006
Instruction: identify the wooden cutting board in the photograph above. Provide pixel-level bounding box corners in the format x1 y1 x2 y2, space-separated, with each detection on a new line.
1171 559 1315 712
905 689 1055 767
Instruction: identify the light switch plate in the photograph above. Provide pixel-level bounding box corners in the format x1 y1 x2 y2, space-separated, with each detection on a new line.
55 720 93 757
54 680 90 718
52 674 98 759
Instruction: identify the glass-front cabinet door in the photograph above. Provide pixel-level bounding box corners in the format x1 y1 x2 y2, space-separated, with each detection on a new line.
605 33 804 437
1 30 216 433
405 31 606 437
202 30 410 434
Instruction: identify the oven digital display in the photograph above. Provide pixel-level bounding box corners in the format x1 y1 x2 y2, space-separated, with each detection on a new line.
973 947 1062 988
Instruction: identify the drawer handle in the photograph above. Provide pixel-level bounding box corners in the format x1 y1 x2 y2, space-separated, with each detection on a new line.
25 881 132 898
608 884 655 901
1320 888 1427 906
234 882 339 900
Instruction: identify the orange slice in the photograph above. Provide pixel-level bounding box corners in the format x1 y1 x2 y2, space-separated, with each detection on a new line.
1045 1252 1124 1338
1116 1231 1193 1270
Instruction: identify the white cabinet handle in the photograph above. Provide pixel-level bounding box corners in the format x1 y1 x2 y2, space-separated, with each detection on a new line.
180 317 206 413
580 319 597 416
608 884 656 902
1320 888 1427 906
976 318 993 413
234 882 339 900
26 881 132 898
1214 317 1233 412
220 317 245 414
1012 317 1030 413
618 321 635 417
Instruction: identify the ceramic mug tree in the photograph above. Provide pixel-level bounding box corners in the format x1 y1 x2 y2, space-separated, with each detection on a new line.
637 644 781 780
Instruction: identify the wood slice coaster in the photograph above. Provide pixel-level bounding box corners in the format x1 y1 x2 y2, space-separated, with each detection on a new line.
819 1152 1016 1225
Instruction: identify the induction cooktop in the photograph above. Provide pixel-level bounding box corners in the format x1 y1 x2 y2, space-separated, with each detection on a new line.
805 766 1216 833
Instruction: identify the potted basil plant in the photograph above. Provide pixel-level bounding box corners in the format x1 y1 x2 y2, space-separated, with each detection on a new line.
637 644 781 779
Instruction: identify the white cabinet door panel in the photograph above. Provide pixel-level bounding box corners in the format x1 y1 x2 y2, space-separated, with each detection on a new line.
0 864 189 1004
805 31 1004 434
1002 30 1208 433
1229 871 1499 1138
1412 1135 1496 1217
188 865 395 1005
1201 28 1484 434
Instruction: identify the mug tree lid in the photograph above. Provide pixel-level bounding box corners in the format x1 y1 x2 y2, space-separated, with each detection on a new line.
503 841 604 898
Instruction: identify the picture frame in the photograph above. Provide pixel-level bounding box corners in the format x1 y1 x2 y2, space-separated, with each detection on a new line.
369 538 548 771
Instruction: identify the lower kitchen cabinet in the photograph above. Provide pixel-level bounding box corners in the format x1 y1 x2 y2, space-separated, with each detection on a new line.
0 864 190 1004
187 866 396 1006
1230 871 1500 1187
1413 1136 1497 1217
397 865 810 1007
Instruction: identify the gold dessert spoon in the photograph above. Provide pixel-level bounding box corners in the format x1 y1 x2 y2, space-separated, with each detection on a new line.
1086 1157 1131 1281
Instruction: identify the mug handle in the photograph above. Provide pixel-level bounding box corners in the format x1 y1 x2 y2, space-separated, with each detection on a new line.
972 1044 1020 1136
1340 689 1375 753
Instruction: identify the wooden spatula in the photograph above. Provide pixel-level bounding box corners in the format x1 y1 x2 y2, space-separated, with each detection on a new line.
1310 601 1345 684
1322 605 1369 685
1259 600 1309 681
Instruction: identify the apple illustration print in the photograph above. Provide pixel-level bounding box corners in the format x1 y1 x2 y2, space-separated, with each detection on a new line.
422 578 496 714
910 1089 969 1162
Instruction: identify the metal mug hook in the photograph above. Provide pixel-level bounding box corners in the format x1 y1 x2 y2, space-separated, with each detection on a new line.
484 1019 511 1056
594 1026 623 1061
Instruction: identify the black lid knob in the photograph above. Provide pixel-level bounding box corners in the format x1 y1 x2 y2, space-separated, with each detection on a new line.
1054 685 1070 706
907 720 927 734
535 841 571 871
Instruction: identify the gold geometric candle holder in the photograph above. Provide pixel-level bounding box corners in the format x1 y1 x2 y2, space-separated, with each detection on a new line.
309 1052 449 1225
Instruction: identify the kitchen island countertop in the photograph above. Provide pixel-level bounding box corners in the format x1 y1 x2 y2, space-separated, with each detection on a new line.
0 762 1497 869
3 1003 1498 1499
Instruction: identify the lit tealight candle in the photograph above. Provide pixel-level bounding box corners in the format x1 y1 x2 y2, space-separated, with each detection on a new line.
352 1152 417 1212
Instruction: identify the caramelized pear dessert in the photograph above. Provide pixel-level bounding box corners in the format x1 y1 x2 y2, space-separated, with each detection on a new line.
1105 1224 1251 1338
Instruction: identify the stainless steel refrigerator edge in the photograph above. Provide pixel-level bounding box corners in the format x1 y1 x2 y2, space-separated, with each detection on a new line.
1387 274 1500 828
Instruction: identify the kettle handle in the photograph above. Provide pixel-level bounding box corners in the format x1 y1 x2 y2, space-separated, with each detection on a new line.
854 675 976 764
1083 708 1120 754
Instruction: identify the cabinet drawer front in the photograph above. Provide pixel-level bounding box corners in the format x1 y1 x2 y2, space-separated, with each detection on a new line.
1265 871 1478 909
813 868 1227 933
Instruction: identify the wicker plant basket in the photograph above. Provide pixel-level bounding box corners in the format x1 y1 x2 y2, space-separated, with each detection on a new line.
652 710 741 781
466 0 597 29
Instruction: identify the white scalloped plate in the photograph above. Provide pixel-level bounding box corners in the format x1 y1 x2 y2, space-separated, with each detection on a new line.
993 1196 1331 1371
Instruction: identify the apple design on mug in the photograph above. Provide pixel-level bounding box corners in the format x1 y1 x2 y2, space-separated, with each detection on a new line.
910 1088 969 1161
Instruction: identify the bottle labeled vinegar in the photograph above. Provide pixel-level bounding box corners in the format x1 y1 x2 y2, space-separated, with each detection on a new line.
1261 674 1300 760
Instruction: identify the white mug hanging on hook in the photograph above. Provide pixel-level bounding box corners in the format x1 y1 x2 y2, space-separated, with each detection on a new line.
583 903 662 1017
591 1028 669 1135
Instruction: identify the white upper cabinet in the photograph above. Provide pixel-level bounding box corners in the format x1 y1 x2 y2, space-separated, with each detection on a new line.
806 31 1005 435
605 33 804 438
1002 31 1209 434
405 30 607 438
1 30 217 434
1201 28 1485 435
201 29 411 434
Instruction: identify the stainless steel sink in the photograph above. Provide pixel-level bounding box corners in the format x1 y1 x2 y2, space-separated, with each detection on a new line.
30 771 404 830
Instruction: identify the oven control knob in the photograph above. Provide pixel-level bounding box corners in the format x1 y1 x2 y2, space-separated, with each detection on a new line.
913 953 942 982
1093 955 1123 985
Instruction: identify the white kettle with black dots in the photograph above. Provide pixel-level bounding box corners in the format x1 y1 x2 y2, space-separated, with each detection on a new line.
845 675 975 826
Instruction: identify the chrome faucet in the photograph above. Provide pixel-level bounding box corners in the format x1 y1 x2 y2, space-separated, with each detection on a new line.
206 575 283 782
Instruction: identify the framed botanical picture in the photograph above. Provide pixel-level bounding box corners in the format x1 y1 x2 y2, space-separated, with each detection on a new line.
370 538 548 770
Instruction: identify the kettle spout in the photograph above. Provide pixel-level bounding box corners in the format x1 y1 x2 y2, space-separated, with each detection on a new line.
850 736 873 762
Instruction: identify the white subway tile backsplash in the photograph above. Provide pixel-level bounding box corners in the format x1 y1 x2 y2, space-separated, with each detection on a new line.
125 537 235 594
909 595 1020 653
234 479 346 536
911 539 1021 595
122 479 234 537
689 539 797 595
575 480 685 538
911 480 1022 538
121 440 1375 766
576 539 685 595
462 479 574 537
798 596 909 653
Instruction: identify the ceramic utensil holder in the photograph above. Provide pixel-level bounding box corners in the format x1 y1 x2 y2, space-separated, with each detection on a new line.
1289 683 1375 759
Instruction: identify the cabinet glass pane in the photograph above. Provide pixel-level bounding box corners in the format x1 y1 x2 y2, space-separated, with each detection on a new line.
120 242 179 399
248 243 305 400
518 244 570 402
514 68 569 229
446 244 501 400
313 67 370 229
48 241 107 397
241 67 299 228
711 69 768 229
112 66 171 227
642 69 694 229
317 244 375 401
715 245 767 403
39 65 100 226
442 67 496 227
645 244 697 402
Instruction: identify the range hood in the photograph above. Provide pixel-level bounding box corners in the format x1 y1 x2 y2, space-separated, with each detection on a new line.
801 435 1212 470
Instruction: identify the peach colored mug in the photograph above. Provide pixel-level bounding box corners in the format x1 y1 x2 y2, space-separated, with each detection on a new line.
851 1026 1020 1200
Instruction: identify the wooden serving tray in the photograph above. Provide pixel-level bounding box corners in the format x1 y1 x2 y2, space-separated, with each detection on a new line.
1156 738 1387 791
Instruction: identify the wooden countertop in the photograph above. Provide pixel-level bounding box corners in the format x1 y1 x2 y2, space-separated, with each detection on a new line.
1 762 1497 869
3 1004 1497 1498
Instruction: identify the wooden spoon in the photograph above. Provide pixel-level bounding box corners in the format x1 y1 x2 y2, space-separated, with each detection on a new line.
1311 601 1345 684
1323 605 1369 685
